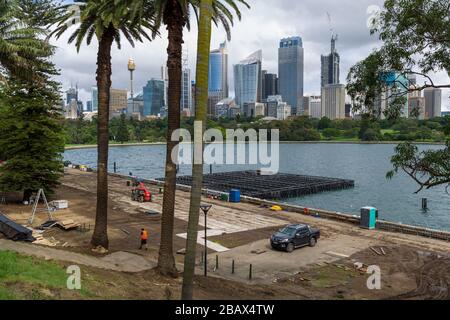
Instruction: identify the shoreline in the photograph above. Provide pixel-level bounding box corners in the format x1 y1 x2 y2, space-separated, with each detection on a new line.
108 171 450 241
65 140 446 150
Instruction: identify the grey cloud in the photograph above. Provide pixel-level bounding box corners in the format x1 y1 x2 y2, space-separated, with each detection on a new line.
53 0 449 110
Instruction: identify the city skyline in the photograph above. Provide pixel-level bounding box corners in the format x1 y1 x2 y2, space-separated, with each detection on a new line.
54 0 449 111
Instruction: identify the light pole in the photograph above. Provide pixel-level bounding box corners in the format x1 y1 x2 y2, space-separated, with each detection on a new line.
127 58 136 117
200 203 212 277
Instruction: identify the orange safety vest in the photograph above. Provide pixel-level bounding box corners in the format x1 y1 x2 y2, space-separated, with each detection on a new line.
141 230 148 240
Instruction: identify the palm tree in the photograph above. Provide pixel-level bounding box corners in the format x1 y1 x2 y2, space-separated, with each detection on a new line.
154 0 249 277
181 0 213 299
51 0 156 250
180 0 249 300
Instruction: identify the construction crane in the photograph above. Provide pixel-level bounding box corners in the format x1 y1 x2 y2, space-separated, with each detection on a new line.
326 11 338 52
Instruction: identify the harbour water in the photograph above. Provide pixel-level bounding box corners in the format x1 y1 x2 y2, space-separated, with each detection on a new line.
64 143 449 231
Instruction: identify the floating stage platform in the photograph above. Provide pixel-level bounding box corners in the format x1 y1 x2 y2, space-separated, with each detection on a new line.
164 171 354 200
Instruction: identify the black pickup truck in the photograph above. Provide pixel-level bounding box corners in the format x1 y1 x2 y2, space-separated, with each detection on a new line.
270 224 320 253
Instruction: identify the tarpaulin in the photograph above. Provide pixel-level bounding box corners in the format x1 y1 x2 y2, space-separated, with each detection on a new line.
0 214 35 242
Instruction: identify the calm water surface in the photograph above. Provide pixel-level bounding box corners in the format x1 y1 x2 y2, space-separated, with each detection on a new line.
64 143 449 231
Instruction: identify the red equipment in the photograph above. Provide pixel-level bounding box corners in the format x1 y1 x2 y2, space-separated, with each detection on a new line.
130 178 152 203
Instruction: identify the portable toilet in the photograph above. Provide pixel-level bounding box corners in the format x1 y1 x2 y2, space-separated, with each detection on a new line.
229 189 241 203
360 207 378 229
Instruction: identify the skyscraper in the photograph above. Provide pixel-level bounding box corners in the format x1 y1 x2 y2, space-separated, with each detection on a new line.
91 86 98 112
181 68 192 112
374 72 409 118
208 42 228 117
109 89 128 118
278 36 304 115
209 42 229 96
321 35 340 89
66 87 78 105
143 79 165 116
161 65 193 115
321 84 346 120
233 50 263 110
424 88 442 119
262 71 278 101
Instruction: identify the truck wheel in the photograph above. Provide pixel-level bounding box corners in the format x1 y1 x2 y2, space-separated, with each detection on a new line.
286 243 294 253
138 196 144 203
309 237 317 247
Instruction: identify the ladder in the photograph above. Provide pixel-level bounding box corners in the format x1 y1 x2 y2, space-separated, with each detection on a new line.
28 189 54 225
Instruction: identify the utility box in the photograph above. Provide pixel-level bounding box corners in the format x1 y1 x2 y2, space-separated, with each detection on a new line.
229 189 241 203
52 200 68 210
360 207 377 229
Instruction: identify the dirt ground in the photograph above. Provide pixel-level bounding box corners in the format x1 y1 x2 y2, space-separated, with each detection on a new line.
0 168 449 300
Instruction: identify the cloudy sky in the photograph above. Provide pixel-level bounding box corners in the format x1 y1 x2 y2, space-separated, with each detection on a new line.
53 0 450 110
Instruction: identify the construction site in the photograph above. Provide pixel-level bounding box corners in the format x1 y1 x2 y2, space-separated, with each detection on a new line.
0 167 449 300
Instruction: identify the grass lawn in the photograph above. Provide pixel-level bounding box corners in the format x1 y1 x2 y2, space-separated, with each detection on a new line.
0 251 91 300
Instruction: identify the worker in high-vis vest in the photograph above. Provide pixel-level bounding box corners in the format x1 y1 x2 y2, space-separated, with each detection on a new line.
139 228 148 250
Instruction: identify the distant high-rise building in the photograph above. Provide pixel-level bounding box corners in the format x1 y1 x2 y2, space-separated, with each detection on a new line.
109 89 128 118
233 50 263 110
91 87 98 112
161 65 193 115
65 99 78 119
127 93 144 119
424 88 442 119
208 41 228 116
266 95 284 118
86 101 92 112
143 79 165 116
409 97 426 119
302 96 321 118
191 81 196 115
161 66 169 110
243 102 265 118
321 35 340 89
277 103 291 120
181 68 192 111
66 87 78 105
321 84 346 120
309 97 322 119
278 36 304 114
215 97 236 118
374 72 409 119
262 71 278 101
345 103 352 118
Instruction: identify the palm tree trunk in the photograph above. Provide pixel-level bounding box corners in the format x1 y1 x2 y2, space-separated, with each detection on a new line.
157 0 185 276
181 0 213 300
91 26 114 250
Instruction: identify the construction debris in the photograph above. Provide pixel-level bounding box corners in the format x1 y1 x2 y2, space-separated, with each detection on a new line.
370 247 382 256
32 231 60 247
56 219 81 230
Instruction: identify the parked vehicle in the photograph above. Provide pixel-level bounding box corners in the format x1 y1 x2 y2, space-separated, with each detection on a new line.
270 224 320 252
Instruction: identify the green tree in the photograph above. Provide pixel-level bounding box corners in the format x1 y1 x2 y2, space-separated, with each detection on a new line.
347 0 449 117
318 117 332 130
51 0 156 250
116 114 130 143
0 0 64 201
0 0 57 81
349 0 450 190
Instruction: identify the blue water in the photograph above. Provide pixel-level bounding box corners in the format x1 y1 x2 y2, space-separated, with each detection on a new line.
64 143 450 231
